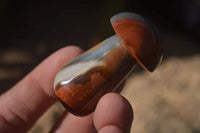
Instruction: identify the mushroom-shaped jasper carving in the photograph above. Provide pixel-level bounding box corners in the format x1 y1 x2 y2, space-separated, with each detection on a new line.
54 12 162 116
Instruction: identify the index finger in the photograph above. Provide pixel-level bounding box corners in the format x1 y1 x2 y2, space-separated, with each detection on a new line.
0 46 83 133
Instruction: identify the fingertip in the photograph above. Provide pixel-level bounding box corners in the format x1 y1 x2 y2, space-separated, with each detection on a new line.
60 45 84 61
98 125 124 133
31 45 83 98
47 45 83 72
94 93 133 133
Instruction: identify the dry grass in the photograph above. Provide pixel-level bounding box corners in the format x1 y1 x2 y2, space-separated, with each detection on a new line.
122 55 200 133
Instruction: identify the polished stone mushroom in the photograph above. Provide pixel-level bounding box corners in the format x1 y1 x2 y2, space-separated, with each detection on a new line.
54 12 162 116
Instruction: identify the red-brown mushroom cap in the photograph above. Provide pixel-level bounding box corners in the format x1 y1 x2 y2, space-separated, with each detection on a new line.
111 12 162 72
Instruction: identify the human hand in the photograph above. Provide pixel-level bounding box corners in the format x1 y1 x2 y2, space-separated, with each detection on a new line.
0 46 133 133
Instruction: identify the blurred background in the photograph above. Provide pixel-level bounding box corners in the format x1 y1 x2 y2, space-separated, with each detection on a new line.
0 0 200 132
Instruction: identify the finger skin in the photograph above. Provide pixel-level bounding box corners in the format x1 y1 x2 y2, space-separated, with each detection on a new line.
98 125 125 133
0 46 83 133
51 93 133 133
94 93 134 133
50 113 95 133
